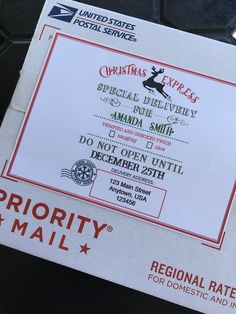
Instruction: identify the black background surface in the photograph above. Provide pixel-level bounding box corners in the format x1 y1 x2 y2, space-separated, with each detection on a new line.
0 1 235 313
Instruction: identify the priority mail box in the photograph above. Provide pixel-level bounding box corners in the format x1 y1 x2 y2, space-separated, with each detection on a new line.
0 1 235 313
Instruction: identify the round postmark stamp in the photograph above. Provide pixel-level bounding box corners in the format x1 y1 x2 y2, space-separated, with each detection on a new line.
71 159 97 186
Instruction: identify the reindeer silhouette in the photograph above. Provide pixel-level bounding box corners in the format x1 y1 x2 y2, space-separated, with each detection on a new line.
143 67 171 100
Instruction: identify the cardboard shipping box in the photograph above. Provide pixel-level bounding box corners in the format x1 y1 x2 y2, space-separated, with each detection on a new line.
0 1 235 313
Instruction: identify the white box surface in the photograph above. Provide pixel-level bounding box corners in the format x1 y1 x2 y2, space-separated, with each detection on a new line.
0 1 236 313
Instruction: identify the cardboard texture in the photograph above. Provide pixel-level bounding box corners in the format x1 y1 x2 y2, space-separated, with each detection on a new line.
0 1 235 313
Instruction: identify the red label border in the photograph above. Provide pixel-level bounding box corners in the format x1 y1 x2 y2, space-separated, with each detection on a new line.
6 32 236 244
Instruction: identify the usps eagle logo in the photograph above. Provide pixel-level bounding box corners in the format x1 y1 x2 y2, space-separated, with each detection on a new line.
48 3 78 23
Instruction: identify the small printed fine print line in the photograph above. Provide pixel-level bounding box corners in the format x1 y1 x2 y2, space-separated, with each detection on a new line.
87 133 183 164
